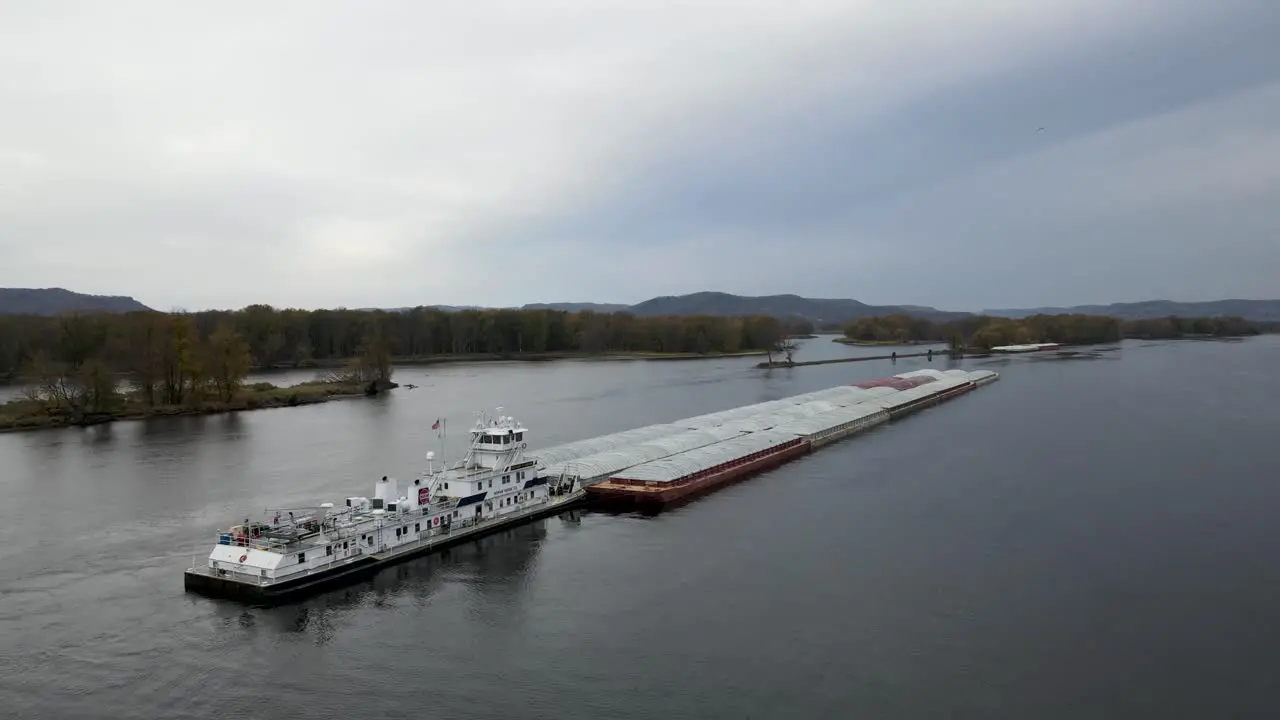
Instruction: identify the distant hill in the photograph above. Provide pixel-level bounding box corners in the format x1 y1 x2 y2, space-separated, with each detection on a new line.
521 302 630 313
365 293 967 324
984 299 1280 322
626 292 970 324
0 288 152 316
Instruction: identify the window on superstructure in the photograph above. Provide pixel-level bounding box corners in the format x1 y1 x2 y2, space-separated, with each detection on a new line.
298 552 306 563
515 432 523 442
326 546 333 556
415 523 420 532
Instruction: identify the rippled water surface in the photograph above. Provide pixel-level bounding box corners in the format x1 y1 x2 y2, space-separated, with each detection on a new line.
2 336 1278 719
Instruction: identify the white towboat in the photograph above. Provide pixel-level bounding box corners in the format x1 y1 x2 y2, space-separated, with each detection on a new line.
184 409 583 604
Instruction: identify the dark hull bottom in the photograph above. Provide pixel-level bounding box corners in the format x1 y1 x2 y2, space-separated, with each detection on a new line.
586 441 810 511
184 495 584 606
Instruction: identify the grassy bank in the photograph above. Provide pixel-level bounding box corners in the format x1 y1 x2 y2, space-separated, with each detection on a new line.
0 380 368 433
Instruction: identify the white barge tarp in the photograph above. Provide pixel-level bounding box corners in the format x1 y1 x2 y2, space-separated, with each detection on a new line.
610 430 799 484
786 386 876 406
676 399 799 429
542 425 745 482
865 377 970 412
714 399 851 434
894 369 948 381
531 423 689 469
968 369 999 385
770 404 890 443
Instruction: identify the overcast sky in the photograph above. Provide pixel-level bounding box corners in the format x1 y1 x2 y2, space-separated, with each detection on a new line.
1 1 1277 312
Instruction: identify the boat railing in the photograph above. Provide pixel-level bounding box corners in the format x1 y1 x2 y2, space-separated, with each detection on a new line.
215 533 295 552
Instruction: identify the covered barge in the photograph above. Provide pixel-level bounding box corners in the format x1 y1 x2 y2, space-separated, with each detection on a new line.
582 368 998 508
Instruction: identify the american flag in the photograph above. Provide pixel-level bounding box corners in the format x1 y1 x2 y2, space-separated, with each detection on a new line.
431 418 440 430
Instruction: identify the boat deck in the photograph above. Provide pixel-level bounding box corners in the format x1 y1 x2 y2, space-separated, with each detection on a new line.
185 489 585 603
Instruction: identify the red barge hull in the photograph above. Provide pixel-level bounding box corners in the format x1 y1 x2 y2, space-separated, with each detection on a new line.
586 438 809 509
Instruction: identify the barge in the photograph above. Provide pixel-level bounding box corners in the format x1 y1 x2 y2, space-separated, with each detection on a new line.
580 368 998 509
990 342 1062 354
184 410 583 604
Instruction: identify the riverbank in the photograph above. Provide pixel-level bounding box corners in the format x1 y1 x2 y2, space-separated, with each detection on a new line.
264 349 768 370
0 350 772 389
832 338 941 347
0 380 369 434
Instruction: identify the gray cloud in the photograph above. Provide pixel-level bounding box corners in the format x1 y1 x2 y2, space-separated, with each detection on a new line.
1 1 1277 311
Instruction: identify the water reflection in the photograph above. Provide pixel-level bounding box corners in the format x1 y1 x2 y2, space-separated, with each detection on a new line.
231 513 562 645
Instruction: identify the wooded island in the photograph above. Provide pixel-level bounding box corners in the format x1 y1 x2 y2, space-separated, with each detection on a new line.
838 313 1265 350
0 306 796 432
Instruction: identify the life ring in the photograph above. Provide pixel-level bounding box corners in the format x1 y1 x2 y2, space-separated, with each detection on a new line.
521 442 527 449
239 553 248 563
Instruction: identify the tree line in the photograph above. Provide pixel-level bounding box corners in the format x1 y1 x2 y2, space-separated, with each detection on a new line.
842 313 1263 350
0 306 791 393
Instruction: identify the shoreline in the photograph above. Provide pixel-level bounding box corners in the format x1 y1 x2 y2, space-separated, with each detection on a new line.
268 349 768 370
832 338 942 347
0 350 772 388
0 382 369 435
0 350 772 434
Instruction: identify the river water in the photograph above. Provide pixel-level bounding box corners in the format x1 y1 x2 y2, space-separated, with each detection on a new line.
1 335 1278 719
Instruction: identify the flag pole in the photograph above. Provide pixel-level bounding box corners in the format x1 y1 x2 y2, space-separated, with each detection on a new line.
437 417 445 468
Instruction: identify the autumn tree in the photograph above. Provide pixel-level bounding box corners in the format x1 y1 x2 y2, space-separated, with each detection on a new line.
205 322 254 402
160 314 200 405
118 312 169 406
78 358 118 414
